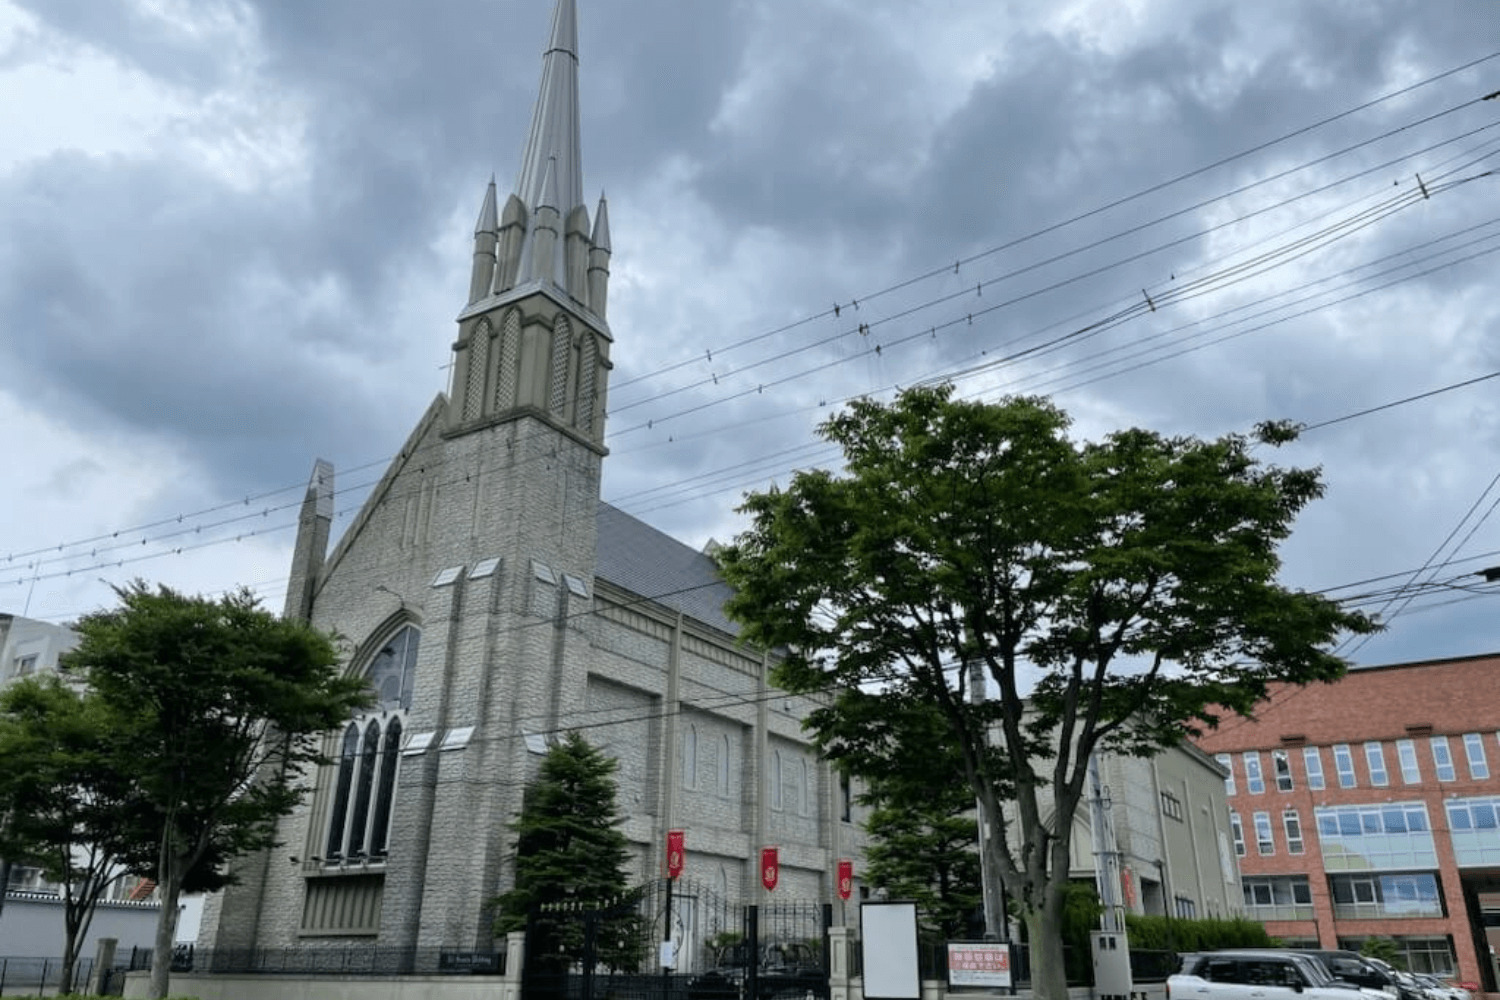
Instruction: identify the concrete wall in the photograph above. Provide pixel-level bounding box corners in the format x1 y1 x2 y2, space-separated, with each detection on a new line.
0 893 160 956
126 973 515 1000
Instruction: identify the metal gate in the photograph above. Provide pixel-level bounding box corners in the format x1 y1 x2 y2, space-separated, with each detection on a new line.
522 879 831 1000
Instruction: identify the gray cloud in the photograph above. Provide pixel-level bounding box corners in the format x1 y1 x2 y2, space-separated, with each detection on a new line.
2 0 1498 659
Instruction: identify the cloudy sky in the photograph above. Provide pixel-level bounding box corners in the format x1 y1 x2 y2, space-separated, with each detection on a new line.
2 0 1498 669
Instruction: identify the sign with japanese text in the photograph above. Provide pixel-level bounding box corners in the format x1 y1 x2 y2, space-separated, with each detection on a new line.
946 942 1012 989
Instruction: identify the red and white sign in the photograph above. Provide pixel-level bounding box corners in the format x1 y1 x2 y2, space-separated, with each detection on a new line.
667 829 685 880
1122 866 1136 908
761 846 779 891
946 943 1012 989
836 859 854 900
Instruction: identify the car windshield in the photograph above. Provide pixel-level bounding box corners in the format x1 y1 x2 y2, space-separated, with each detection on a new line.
1297 957 1336 986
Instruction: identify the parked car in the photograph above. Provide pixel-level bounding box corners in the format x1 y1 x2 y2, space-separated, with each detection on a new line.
1410 973 1471 1000
686 940 824 1000
1168 950 1396 1000
1300 951 1404 1000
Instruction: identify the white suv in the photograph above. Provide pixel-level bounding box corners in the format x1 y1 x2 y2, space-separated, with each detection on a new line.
1169 951 1396 1000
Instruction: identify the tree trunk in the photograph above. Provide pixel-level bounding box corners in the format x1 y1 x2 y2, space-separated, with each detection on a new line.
1024 900 1070 1000
147 860 183 1000
60 929 79 995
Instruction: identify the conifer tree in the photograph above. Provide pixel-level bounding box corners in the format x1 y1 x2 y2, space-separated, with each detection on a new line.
495 732 641 972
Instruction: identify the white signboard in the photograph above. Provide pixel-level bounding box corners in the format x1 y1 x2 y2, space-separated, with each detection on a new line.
947 942 1012 988
860 901 920 1000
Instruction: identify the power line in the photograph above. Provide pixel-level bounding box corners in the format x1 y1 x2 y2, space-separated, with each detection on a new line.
10 88 1497 580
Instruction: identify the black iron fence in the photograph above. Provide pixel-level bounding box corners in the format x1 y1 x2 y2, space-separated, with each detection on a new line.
523 880 832 1000
127 943 506 977
0 955 97 996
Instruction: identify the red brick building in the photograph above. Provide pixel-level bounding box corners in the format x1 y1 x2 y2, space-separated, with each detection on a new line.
1194 652 1500 989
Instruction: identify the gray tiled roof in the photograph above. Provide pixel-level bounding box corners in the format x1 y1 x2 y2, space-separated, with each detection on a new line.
594 502 740 637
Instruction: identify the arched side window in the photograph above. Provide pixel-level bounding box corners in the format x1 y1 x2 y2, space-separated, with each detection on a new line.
369 718 402 857
771 749 783 811
347 721 381 857
367 625 418 710
798 758 809 816
682 725 697 790
323 625 419 865
325 725 359 859
718 735 731 797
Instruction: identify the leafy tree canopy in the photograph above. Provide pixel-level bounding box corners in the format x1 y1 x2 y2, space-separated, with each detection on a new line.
63 581 371 999
718 386 1375 1000
0 674 139 992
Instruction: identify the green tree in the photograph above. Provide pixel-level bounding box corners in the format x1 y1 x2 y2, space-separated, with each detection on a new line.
717 386 1375 1000
0 675 136 993
854 703 983 941
64 582 370 1000
494 732 640 973
864 789 982 942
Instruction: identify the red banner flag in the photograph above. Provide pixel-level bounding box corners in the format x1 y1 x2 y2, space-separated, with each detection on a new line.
667 830 685 879
761 846 779 891
837 859 853 900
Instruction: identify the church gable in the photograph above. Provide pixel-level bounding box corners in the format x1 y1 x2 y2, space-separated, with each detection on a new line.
317 393 449 589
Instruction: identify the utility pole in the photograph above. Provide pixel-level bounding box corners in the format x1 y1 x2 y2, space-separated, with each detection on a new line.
1089 755 1133 1000
969 660 1008 943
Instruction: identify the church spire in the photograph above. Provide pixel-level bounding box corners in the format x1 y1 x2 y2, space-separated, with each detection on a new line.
449 0 611 448
513 0 584 222
482 0 608 314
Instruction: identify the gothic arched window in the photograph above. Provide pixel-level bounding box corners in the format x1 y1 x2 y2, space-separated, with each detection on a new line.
323 624 419 863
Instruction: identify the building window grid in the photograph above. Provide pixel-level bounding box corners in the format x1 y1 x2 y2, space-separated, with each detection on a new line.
1397 739 1421 784
1230 812 1246 857
1272 750 1294 792
1161 790 1185 822
1431 736 1456 782
1365 742 1390 787
1463 732 1489 780
1315 803 1437 871
1283 810 1304 854
1330 873 1442 919
1244 751 1266 794
1333 744 1357 788
1440 797 1500 827
1243 875 1313 910
1253 810 1275 856
1304 747 1326 790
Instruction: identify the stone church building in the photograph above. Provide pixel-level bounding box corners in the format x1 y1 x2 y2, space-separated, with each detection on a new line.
197 0 864 958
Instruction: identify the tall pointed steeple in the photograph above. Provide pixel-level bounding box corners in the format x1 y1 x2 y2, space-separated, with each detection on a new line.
514 0 584 220
469 0 608 315
448 0 612 451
